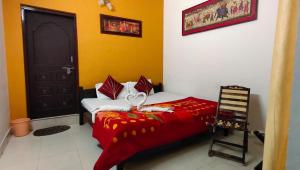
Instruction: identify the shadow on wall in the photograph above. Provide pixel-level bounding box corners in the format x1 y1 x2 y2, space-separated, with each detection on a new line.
248 94 265 131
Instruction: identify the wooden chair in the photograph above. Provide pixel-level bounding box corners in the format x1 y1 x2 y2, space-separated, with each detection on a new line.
208 85 250 165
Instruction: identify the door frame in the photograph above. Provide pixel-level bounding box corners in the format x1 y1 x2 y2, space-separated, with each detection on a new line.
20 5 80 119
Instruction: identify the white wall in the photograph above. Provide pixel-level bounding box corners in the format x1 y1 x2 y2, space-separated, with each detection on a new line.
164 0 279 130
0 0 10 151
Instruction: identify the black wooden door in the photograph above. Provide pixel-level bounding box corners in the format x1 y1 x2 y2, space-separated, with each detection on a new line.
22 7 78 119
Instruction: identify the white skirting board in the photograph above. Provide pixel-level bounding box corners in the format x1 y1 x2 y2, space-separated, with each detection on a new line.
31 114 79 130
0 128 11 157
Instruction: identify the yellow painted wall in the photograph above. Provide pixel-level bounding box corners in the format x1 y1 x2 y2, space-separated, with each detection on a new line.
3 0 163 120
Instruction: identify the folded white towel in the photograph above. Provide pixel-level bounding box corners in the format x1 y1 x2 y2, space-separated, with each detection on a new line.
139 106 174 113
91 105 131 123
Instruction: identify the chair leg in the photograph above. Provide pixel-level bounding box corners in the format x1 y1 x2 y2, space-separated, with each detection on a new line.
242 130 248 165
244 130 248 153
208 140 214 157
208 126 215 157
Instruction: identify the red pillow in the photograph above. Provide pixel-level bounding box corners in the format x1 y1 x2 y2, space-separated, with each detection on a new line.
98 76 124 100
134 76 153 95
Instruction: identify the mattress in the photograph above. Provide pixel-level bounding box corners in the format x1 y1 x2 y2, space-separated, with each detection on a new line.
81 92 188 123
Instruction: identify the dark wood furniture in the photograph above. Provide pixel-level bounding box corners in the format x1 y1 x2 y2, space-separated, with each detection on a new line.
208 85 251 165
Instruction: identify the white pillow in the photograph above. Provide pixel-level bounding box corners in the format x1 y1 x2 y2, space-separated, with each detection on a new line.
127 79 155 96
95 83 129 100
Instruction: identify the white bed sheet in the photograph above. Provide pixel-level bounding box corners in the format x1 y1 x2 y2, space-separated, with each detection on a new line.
81 92 188 123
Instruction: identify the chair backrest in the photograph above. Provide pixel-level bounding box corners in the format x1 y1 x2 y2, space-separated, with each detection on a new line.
216 85 251 129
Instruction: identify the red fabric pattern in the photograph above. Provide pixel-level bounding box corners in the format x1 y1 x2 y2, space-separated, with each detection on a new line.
92 97 217 170
98 76 124 100
134 76 153 95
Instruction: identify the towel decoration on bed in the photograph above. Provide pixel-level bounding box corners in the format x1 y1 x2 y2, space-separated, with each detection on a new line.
91 105 131 123
92 105 131 113
125 92 174 113
139 106 174 113
125 92 147 110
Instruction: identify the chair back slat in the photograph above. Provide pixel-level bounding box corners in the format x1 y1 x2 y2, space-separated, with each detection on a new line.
221 94 248 100
222 89 249 95
219 105 247 112
220 99 248 106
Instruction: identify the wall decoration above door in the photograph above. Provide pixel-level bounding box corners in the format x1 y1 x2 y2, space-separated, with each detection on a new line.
100 14 142 38
182 0 258 36
98 0 113 11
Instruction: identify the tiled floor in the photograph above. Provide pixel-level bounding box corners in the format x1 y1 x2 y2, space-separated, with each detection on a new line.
0 124 263 170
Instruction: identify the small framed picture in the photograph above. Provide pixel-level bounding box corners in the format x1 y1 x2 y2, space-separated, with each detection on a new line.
100 14 142 38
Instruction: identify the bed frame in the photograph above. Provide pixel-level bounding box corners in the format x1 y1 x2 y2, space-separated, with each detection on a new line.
78 83 226 170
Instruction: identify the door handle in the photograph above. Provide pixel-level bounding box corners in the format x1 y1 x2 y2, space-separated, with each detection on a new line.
62 66 74 75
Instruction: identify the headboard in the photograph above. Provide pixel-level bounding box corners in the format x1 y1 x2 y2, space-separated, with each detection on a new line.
78 83 163 125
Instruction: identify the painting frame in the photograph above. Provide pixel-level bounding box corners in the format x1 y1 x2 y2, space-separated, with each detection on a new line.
100 14 142 38
182 0 258 36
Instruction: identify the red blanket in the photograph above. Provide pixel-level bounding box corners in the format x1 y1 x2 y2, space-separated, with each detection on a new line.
92 97 217 170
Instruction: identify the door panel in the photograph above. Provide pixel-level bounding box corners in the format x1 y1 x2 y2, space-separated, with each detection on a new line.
23 8 78 119
33 22 71 65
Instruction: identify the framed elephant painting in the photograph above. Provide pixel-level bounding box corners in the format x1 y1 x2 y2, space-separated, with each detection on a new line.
182 0 258 36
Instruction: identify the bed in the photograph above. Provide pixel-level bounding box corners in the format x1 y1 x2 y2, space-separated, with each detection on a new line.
79 84 218 170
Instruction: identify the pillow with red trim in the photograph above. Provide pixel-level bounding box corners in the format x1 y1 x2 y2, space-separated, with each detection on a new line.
98 76 124 100
134 76 153 95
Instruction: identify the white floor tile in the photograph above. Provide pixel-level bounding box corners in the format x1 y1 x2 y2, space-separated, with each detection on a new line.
2 161 38 170
0 133 41 168
38 151 83 170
